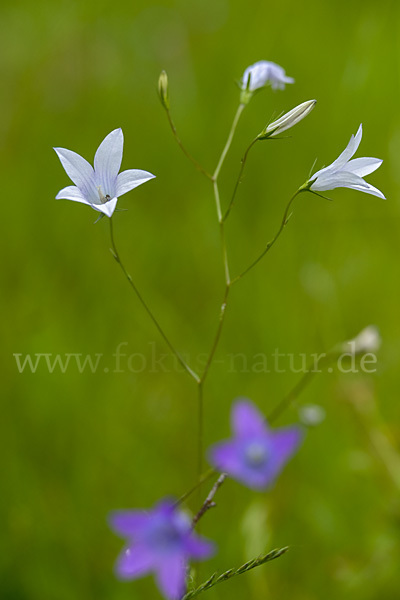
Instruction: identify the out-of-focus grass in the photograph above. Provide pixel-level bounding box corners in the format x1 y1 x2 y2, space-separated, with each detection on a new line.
2 0 400 598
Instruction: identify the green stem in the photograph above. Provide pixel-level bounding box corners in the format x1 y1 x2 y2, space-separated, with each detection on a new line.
213 181 230 284
165 109 213 180
192 104 246 482
197 382 204 480
109 217 200 384
268 353 336 423
222 137 258 222
213 103 245 181
232 189 302 284
200 284 230 385
176 468 216 506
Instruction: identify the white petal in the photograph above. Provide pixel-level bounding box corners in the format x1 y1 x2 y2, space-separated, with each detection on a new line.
328 124 363 172
309 164 330 181
94 128 124 197
54 147 98 203
267 100 316 136
116 169 155 197
345 157 382 177
92 197 118 217
310 171 369 192
345 181 386 199
242 61 270 91
55 185 90 205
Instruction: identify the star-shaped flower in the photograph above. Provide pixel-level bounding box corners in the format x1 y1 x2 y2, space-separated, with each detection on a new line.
54 128 155 217
242 60 294 92
208 399 302 490
109 498 215 600
308 124 385 199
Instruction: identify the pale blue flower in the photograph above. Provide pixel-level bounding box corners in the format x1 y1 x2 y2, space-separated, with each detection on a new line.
309 124 385 199
242 60 294 92
54 128 155 217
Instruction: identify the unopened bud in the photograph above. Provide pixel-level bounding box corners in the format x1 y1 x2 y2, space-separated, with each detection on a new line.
342 325 381 354
158 70 169 110
258 99 316 139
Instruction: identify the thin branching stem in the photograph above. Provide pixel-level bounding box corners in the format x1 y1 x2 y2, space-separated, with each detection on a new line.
200 284 230 384
232 189 303 284
193 104 247 480
192 473 227 528
109 217 200 384
165 109 213 180
213 103 245 181
268 352 336 422
222 137 258 222
176 468 216 506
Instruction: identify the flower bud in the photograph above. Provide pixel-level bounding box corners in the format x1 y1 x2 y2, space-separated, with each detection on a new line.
342 325 381 354
258 99 316 139
158 70 169 110
299 404 326 427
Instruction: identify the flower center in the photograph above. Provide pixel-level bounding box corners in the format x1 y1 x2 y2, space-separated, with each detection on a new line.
97 185 111 204
244 441 268 467
149 521 182 554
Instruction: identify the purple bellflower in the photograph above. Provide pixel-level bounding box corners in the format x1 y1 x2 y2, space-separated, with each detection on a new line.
54 128 155 217
208 399 303 490
109 498 215 600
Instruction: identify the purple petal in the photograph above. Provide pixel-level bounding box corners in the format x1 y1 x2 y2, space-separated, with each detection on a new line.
269 426 303 473
116 169 155 197
115 544 154 580
109 510 150 537
153 498 176 516
231 399 268 438
54 147 98 204
155 556 187 600
185 535 216 560
55 185 89 205
94 128 124 197
208 440 243 476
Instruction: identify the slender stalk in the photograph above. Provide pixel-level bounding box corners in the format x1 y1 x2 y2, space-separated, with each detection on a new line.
222 137 258 222
212 181 230 284
213 103 245 181
232 189 302 284
268 352 336 423
200 284 230 385
176 468 216 506
192 104 247 481
269 370 315 424
109 217 200 384
165 109 213 180
197 382 204 479
192 473 227 528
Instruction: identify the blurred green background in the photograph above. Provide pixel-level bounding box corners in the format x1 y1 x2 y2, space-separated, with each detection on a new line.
2 0 400 598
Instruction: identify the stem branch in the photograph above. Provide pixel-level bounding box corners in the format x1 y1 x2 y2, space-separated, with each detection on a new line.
232 189 302 284
109 217 200 384
165 109 213 180
223 137 258 222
